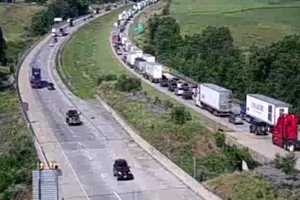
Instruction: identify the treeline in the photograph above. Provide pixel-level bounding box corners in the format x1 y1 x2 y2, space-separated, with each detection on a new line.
143 15 300 114
30 0 90 35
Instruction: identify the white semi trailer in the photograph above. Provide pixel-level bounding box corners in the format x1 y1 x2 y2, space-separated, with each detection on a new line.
126 50 143 66
195 83 232 116
142 54 155 63
144 62 162 83
245 94 289 135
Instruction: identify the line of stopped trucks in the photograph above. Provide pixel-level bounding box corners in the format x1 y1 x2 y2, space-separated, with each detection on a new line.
111 0 299 152
29 0 298 154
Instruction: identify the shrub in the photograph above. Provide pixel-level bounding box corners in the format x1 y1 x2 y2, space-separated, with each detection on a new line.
97 74 117 85
30 10 54 36
163 99 174 109
274 153 297 174
170 106 192 125
153 96 161 105
224 145 257 170
115 74 142 92
215 132 225 148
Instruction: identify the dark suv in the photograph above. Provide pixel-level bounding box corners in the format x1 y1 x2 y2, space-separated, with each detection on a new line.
66 110 82 126
113 159 134 181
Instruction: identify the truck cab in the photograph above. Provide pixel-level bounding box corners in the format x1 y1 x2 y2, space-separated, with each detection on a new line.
30 67 42 89
272 114 299 152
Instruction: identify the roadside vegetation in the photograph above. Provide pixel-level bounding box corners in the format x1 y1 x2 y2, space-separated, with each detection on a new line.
139 9 300 115
0 3 42 199
170 0 300 48
0 89 37 200
60 7 278 199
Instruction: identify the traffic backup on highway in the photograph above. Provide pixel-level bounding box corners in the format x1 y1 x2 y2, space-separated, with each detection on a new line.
109 0 299 152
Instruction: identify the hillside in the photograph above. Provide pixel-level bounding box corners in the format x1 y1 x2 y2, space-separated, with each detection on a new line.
0 3 42 200
170 0 300 48
0 3 43 63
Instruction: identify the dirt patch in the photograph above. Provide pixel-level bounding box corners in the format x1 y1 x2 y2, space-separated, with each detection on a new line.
192 135 219 158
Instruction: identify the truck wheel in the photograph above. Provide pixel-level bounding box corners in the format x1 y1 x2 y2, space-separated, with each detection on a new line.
288 144 295 152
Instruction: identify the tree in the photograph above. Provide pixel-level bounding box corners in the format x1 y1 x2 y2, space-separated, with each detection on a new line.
0 27 7 66
31 9 54 35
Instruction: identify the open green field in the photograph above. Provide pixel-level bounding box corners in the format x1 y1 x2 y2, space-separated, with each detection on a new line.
0 3 43 41
170 0 300 48
0 3 43 65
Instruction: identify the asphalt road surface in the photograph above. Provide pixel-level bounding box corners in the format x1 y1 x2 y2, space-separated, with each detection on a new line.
18 8 202 200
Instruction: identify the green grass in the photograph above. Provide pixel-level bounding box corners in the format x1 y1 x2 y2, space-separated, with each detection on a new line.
0 4 41 199
0 4 43 41
206 172 278 200
170 0 300 48
0 90 37 200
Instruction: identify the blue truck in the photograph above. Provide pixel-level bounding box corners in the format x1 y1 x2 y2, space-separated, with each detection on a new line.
30 67 42 89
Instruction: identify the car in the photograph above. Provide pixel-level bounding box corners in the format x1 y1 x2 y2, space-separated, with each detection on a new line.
168 82 177 92
47 82 55 90
66 109 82 126
182 90 193 99
113 159 134 181
229 113 244 125
175 88 184 96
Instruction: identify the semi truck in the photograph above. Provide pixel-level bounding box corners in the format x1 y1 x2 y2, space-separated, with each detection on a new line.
194 83 232 116
126 50 143 66
243 94 289 135
272 114 299 152
30 67 42 89
142 54 155 63
143 62 162 83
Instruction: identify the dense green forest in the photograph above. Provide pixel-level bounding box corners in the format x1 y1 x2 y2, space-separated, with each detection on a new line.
142 15 300 114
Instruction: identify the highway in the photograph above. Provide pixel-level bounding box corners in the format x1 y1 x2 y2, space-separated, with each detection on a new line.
18 6 202 200
114 6 300 167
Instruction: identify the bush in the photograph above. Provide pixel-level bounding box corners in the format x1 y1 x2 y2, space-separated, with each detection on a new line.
163 99 174 109
215 132 225 148
97 74 117 85
115 74 142 92
170 106 192 125
274 153 297 174
224 145 257 170
30 10 54 36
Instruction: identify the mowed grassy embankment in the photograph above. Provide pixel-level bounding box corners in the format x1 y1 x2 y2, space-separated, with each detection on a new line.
170 0 300 48
0 4 44 63
59 7 285 200
0 3 42 199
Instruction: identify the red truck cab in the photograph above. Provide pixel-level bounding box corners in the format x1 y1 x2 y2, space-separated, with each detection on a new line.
272 114 299 152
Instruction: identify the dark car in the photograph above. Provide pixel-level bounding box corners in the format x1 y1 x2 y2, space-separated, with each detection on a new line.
66 109 82 126
47 82 55 90
113 159 134 181
250 121 268 135
182 90 193 100
228 113 244 125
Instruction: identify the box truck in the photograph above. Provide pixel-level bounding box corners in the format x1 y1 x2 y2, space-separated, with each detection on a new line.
126 50 143 66
245 94 289 135
142 54 155 63
194 83 232 116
